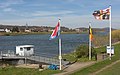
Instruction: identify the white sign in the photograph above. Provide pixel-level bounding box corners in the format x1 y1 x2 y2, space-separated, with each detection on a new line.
106 46 114 54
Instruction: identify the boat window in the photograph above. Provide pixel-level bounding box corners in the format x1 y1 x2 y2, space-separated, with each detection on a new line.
27 47 31 51
20 48 23 51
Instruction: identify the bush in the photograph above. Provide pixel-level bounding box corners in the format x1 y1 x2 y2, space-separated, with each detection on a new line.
75 45 96 59
112 30 120 42
93 35 109 47
92 30 120 47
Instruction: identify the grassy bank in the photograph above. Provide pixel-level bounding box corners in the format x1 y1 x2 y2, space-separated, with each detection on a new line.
2 32 50 36
62 51 95 62
0 67 60 75
96 61 120 75
70 43 120 75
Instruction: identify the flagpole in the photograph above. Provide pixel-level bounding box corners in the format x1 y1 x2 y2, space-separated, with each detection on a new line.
89 22 92 60
58 19 62 70
109 5 112 60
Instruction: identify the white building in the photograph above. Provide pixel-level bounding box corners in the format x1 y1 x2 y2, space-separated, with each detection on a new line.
0 28 11 32
5 28 11 33
0 29 5 32
16 45 34 56
25 29 31 32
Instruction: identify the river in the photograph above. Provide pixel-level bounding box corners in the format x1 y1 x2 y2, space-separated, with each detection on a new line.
0 34 89 57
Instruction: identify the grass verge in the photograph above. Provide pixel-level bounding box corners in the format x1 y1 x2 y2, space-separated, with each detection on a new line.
96 61 120 75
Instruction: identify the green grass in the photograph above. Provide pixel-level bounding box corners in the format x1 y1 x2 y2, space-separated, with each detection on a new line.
0 67 60 75
62 52 93 62
96 61 120 75
62 44 107 63
62 52 77 62
70 43 120 75
95 46 106 53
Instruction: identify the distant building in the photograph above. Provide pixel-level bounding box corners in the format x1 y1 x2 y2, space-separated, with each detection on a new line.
75 28 88 33
48 29 54 32
25 29 31 32
0 29 5 32
0 28 11 32
75 28 84 32
5 28 11 33
24 23 31 32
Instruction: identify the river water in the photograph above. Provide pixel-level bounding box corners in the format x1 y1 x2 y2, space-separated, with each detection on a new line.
0 34 89 57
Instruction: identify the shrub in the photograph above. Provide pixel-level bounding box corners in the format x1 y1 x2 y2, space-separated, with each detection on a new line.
92 30 120 47
75 45 96 59
112 30 120 42
93 35 109 47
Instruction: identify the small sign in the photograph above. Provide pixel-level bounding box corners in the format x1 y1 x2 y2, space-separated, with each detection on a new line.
106 46 114 54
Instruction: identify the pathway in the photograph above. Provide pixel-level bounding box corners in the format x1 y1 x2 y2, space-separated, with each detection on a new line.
54 61 95 75
54 54 105 75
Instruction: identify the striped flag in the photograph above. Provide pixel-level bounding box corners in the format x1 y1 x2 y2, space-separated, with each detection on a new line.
89 26 93 41
49 21 60 40
93 7 110 20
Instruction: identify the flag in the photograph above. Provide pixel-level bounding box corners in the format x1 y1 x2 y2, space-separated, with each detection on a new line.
93 7 110 20
49 21 60 40
89 26 93 41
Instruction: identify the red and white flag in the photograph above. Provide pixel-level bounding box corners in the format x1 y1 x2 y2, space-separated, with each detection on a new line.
49 21 60 40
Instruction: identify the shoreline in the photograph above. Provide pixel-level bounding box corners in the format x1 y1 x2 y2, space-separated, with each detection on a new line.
0 32 80 36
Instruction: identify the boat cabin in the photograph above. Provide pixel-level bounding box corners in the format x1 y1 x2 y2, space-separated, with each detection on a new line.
16 45 34 56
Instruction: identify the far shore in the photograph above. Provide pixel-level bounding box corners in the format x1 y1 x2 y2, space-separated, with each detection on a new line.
0 32 86 36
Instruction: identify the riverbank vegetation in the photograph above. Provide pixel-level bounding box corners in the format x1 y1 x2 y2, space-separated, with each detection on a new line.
62 45 97 62
70 43 120 75
92 35 109 47
92 29 120 47
112 30 120 42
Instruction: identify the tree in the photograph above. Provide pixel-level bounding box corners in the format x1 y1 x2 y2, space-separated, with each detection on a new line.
12 27 19 32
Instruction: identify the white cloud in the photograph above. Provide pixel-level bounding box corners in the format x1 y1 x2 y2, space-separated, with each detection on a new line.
0 0 24 8
31 10 75 17
61 0 76 2
0 0 24 13
1 15 119 29
3 8 14 12
66 0 75 2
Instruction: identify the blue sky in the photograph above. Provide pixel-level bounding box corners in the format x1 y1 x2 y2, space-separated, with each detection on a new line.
0 0 120 29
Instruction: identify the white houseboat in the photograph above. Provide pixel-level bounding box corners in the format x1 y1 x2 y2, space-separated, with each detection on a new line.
16 45 34 56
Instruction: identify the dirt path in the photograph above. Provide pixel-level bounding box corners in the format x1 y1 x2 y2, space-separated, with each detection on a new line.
54 61 95 75
90 60 120 75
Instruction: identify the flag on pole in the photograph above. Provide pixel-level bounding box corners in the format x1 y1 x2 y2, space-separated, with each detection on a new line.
49 21 60 40
49 19 62 70
93 7 110 20
89 25 93 41
93 6 112 60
